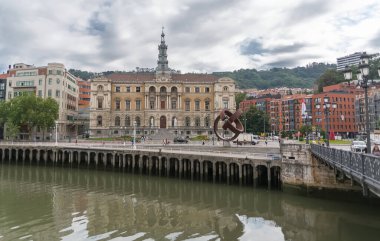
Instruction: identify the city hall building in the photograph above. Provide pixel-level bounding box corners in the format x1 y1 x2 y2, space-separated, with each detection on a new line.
90 30 236 138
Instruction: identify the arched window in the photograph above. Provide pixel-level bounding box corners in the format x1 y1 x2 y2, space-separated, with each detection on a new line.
223 86 228 91
97 116 102 126
115 116 120 126
185 117 191 127
125 116 130 126
171 86 177 93
160 86 167 93
135 116 141 127
149 86 156 93
97 96 104 109
195 117 201 127
97 85 104 91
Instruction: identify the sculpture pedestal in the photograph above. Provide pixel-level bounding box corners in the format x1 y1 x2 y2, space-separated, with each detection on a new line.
223 141 231 147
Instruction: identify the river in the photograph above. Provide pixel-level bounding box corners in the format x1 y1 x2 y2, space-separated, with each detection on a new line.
0 164 379 241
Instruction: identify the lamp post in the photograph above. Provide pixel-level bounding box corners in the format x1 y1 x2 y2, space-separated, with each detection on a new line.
55 121 58 146
133 121 137 149
122 126 126 146
343 53 380 153
315 97 336 147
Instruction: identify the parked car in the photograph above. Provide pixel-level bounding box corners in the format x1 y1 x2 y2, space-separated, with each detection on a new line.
173 136 188 143
351 141 367 152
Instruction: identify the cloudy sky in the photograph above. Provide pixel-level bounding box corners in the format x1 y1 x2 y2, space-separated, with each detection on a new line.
0 0 379 73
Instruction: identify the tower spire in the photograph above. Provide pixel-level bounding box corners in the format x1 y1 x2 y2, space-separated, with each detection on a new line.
156 27 169 73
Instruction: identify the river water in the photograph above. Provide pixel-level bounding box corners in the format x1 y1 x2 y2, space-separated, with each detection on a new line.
0 164 379 241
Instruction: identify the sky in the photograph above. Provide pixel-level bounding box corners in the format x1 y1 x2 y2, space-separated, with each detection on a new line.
0 0 379 74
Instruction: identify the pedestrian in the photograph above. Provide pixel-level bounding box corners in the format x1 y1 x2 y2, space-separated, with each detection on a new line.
202 141 205 145
372 144 380 156
265 139 268 146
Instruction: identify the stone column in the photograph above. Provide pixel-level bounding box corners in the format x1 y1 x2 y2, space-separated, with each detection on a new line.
200 160 203 181
267 162 271 190
239 164 242 185
179 159 183 179
212 162 216 183
227 163 230 185
253 164 257 187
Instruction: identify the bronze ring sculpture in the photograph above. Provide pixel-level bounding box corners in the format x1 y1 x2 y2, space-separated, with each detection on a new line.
213 109 244 141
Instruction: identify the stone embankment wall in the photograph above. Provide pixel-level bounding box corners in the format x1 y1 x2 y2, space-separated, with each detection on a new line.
280 144 359 194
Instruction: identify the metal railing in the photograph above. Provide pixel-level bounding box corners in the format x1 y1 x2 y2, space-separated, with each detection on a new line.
311 144 380 197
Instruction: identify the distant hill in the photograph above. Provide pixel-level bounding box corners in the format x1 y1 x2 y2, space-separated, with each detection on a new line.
213 63 336 89
69 63 336 89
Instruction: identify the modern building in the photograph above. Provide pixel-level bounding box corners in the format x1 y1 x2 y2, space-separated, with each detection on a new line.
6 63 79 140
89 30 236 138
336 52 364 71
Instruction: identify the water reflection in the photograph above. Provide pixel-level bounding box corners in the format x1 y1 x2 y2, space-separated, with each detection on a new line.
0 164 379 241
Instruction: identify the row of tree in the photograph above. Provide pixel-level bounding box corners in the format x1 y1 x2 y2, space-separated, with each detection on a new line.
0 95 59 141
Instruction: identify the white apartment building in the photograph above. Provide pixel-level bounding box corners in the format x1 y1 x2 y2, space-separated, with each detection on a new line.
6 63 79 141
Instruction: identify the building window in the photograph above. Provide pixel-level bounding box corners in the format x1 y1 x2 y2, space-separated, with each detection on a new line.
48 89 52 97
136 87 141 92
205 117 210 127
171 100 177 109
185 117 191 127
185 99 190 111
48 78 52 85
125 100 130 110
150 101 155 109
38 90 42 97
195 87 200 93
223 86 228 91
0 83 4 90
135 116 141 127
126 86 130 92
205 87 210 93
115 99 120 110
205 100 210 111
195 117 200 126
136 100 141 110
97 116 102 126
223 98 229 109
97 85 103 91
185 87 190 93
115 86 120 92
56 79 60 84
39 79 42 85
125 116 131 126
49 70 53 75
97 97 104 109
56 90 60 97
195 100 200 111
115 116 120 126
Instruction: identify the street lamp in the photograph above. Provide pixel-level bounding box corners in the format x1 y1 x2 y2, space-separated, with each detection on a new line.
315 97 337 147
133 121 137 149
55 120 58 146
122 126 126 146
343 53 380 154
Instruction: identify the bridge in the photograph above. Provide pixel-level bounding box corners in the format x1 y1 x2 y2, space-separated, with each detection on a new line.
311 144 380 197
0 142 282 189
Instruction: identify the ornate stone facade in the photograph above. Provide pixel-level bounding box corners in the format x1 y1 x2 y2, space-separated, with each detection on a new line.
89 30 235 138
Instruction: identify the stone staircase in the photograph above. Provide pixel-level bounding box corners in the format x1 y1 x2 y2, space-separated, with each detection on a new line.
149 128 176 141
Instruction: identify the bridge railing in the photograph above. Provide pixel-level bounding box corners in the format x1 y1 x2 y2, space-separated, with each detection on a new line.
311 144 380 194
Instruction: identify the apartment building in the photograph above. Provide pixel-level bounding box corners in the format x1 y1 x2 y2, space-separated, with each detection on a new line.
6 63 79 140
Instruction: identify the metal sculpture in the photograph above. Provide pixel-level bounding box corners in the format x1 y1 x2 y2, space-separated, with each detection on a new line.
213 109 244 141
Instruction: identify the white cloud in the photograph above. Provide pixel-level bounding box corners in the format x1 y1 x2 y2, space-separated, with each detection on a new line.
0 0 379 73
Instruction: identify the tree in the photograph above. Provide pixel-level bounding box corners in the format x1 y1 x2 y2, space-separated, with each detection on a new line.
235 93 246 109
0 95 59 140
316 69 345 92
5 121 19 141
240 106 269 135
300 125 312 136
